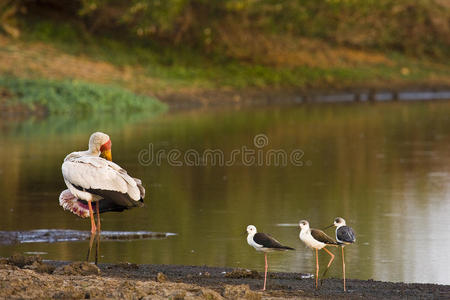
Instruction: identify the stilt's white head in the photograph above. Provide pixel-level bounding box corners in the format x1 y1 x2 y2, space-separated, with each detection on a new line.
246 225 257 235
88 132 112 161
334 217 346 227
298 220 310 231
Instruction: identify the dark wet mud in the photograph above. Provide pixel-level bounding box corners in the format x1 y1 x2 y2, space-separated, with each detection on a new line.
99 263 450 299
2 255 448 299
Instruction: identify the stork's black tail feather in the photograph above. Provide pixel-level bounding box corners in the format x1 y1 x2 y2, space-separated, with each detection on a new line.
73 184 145 214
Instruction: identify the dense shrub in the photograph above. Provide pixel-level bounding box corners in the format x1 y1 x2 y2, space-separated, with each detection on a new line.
1 1 449 59
0 76 166 114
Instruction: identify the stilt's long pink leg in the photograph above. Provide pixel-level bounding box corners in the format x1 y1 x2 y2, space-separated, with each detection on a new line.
320 247 335 283
87 200 96 234
342 247 346 291
315 249 319 288
323 247 335 268
263 253 268 291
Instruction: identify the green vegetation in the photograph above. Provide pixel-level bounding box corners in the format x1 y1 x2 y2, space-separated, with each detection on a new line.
0 76 167 114
28 0 446 58
10 0 450 60
0 0 449 107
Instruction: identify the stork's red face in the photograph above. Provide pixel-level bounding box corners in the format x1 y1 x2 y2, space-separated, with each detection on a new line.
100 139 112 161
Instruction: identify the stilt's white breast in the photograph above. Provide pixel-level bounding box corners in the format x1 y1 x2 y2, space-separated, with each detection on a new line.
247 233 264 251
300 229 326 250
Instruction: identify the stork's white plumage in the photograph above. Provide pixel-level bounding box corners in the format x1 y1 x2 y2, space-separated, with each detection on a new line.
62 154 143 202
59 132 145 234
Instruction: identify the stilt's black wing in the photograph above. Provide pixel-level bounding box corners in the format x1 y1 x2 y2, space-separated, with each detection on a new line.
253 233 294 250
337 226 356 244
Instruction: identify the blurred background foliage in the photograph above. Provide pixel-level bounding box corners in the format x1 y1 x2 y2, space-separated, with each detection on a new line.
0 0 449 107
1 0 449 61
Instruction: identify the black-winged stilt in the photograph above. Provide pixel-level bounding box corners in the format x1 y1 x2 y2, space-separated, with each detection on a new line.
325 217 356 291
298 220 338 288
246 225 294 291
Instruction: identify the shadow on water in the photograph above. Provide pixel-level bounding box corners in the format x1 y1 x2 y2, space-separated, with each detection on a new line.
86 232 100 265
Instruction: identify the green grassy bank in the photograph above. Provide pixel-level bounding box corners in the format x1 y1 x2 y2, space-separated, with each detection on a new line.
0 76 166 115
0 0 449 111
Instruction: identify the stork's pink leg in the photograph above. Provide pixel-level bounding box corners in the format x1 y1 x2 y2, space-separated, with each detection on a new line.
96 202 101 233
95 232 100 265
263 253 268 291
87 200 96 234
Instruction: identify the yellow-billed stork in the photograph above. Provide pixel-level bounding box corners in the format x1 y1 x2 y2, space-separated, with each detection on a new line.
59 132 145 234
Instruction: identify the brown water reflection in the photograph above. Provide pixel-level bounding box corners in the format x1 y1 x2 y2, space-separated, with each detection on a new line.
0 101 449 284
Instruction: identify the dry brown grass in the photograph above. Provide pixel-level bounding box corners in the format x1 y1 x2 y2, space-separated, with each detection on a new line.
0 36 118 82
0 36 177 96
217 25 392 68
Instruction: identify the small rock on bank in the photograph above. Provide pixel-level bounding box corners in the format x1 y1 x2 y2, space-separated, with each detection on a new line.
2 253 55 274
223 284 262 300
54 261 100 276
156 272 168 282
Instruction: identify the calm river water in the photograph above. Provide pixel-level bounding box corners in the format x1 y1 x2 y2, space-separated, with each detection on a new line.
0 101 449 284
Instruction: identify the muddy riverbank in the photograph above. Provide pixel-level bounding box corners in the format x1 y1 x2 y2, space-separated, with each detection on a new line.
1 255 448 299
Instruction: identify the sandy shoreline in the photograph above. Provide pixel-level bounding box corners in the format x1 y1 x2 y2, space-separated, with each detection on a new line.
1 255 448 299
